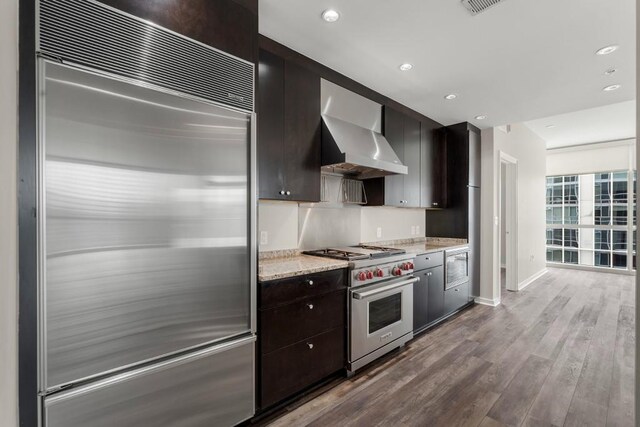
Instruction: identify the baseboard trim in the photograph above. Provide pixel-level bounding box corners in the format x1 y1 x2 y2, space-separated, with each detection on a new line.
474 296 501 307
518 268 548 291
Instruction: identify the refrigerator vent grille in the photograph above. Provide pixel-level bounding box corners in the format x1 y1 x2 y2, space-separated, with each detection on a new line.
38 0 254 111
461 0 505 15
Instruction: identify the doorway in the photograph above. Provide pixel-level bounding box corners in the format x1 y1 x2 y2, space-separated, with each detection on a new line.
498 151 518 297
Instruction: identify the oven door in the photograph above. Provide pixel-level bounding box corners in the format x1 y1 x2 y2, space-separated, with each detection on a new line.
445 247 470 290
350 276 417 362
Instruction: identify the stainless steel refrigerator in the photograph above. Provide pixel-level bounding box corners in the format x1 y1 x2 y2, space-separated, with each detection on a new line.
36 1 256 425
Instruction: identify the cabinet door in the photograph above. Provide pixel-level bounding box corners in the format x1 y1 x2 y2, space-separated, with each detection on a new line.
283 60 321 202
413 270 429 332
260 290 345 354
426 265 444 324
261 327 344 408
383 106 405 207
258 49 285 199
421 125 446 208
468 128 481 187
403 116 421 207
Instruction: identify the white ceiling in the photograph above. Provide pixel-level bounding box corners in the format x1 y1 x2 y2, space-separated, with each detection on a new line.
259 0 636 129
525 100 636 149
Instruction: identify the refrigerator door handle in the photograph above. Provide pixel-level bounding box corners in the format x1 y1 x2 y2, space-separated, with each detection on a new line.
250 112 257 335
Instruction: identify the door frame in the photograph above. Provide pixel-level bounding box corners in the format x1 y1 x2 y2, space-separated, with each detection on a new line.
498 151 518 296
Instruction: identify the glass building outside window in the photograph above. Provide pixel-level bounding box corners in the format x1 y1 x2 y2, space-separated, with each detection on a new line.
546 171 636 272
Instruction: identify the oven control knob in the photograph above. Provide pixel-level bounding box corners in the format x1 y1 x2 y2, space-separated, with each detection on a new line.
407 262 414 270
376 269 384 277
357 271 367 281
401 263 410 271
392 267 402 276
366 270 374 280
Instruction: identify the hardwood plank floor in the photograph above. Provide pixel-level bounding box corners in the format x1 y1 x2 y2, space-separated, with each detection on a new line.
257 268 635 427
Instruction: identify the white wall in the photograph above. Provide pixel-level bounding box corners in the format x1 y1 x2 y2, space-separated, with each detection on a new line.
500 164 506 267
258 201 299 251
258 201 426 251
360 207 425 243
0 0 19 425
547 139 636 176
480 123 547 303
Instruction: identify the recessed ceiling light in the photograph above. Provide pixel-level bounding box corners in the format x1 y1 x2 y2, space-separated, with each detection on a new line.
475 115 487 120
603 84 621 91
546 125 556 129
399 63 413 71
444 94 457 100
596 45 619 55
321 9 340 22
604 68 617 76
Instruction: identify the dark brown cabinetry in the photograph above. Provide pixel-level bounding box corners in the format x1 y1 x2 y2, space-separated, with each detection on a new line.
257 49 321 202
258 269 347 409
425 122 481 297
364 108 446 209
421 126 447 209
373 106 421 207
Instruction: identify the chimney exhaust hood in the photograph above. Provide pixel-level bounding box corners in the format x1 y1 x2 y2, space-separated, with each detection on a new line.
320 79 407 179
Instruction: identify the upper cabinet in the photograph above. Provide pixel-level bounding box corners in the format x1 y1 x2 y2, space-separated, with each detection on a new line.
364 107 445 209
258 49 321 202
365 107 421 207
446 122 481 188
421 123 447 209
425 122 481 239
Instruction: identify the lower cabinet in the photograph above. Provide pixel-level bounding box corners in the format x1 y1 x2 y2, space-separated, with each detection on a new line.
413 250 473 333
258 269 347 410
444 281 470 315
414 265 444 332
426 266 445 325
261 327 344 408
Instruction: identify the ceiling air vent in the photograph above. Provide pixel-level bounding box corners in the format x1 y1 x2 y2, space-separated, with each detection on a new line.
461 0 505 15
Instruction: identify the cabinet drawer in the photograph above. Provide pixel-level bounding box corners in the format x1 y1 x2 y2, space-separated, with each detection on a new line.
414 251 444 271
260 290 345 354
260 268 346 309
444 281 470 315
261 327 344 408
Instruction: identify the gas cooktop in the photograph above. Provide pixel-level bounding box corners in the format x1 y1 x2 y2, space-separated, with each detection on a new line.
303 245 406 261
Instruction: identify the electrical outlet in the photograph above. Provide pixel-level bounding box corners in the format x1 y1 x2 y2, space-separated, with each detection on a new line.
376 227 382 238
411 226 416 236
416 225 421 235
260 231 268 246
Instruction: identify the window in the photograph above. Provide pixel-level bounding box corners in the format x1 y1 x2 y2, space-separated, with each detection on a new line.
546 171 636 272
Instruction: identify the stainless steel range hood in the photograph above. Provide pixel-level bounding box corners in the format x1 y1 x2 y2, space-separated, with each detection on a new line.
321 79 407 179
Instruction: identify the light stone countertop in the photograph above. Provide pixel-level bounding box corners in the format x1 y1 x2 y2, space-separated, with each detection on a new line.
374 237 469 256
258 254 349 282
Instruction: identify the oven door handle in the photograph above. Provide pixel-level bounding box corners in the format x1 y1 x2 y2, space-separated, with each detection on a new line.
352 276 420 300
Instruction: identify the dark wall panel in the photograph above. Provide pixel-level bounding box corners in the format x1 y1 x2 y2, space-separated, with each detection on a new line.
102 0 258 63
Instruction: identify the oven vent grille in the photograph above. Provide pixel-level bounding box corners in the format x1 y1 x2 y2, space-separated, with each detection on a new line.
461 0 505 15
38 0 254 112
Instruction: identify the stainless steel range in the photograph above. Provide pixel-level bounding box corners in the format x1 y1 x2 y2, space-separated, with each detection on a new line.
304 245 418 374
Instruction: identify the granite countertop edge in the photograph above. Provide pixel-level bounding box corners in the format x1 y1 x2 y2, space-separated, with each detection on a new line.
258 255 349 282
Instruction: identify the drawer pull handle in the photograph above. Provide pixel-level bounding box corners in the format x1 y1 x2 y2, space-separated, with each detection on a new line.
307 280 314 286
307 303 314 310
307 343 314 350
